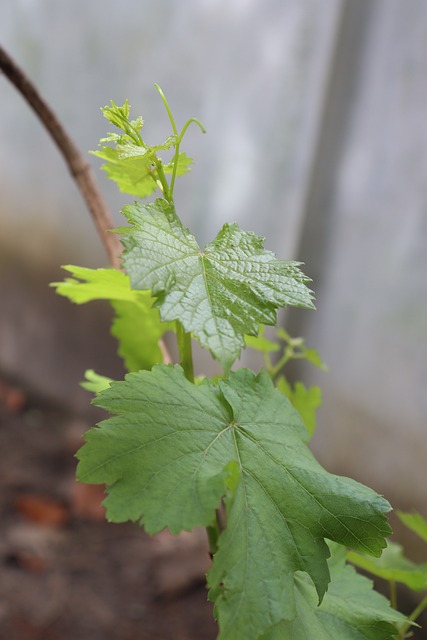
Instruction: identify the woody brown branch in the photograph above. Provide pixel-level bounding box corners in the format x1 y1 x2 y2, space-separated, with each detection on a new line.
0 43 122 269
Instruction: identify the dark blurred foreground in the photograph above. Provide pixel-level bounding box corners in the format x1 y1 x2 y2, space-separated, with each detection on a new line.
0 378 216 640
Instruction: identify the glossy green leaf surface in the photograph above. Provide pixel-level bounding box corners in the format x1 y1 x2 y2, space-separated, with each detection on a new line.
77 365 391 640
121 198 315 370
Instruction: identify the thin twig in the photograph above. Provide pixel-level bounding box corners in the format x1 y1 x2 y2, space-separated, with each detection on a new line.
0 43 122 268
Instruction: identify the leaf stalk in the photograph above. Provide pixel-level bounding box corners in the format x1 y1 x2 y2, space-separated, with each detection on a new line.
176 321 194 383
398 592 427 638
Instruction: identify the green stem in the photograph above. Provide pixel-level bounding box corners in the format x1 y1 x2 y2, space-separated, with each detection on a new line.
206 508 224 557
169 118 206 198
207 524 220 557
154 84 179 199
154 83 179 137
178 117 206 142
269 350 293 379
398 592 427 638
176 321 194 383
169 141 181 200
153 158 171 202
154 84 206 200
389 579 398 611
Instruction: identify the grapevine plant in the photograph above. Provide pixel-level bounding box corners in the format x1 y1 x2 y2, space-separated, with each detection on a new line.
53 88 422 639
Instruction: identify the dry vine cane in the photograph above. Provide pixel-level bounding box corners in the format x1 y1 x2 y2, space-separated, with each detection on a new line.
0 43 121 268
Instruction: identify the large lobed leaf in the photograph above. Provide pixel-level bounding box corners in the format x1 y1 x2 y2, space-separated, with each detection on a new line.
121 198 315 370
77 365 391 640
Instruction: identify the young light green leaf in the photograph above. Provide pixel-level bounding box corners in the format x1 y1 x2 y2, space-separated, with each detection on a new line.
347 542 427 591
77 365 391 640
99 100 143 141
91 145 159 199
92 146 193 199
163 151 193 176
52 266 173 371
52 266 140 303
81 370 113 395
91 101 192 199
276 328 327 370
121 198 315 370
303 347 327 370
276 376 322 437
397 511 427 544
244 325 280 353
111 299 173 372
260 543 406 640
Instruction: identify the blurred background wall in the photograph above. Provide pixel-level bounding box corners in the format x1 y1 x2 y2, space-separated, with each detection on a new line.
1 0 426 512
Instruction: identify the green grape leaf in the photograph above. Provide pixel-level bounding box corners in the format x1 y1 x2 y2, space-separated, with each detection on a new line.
397 511 427 544
77 365 391 640
303 347 328 370
163 151 193 176
91 145 159 199
121 198 315 370
52 266 173 371
276 376 322 437
261 543 406 640
111 299 172 372
91 101 192 199
92 146 192 199
276 328 327 370
52 266 140 303
347 542 427 591
244 325 280 353
81 370 113 394
98 99 143 137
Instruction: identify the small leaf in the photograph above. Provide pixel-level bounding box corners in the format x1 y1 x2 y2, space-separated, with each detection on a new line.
52 266 173 371
92 101 192 199
397 511 427 544
276 376 322 437
91 145 159 199
244 325 280 353
121 198 315 370
52 266 139 303
77 365 391 640
80 370 113 395
276 328 327 370
100 100 141 136
163 151 193 176
348 542 427 591
111 299 173 372
303 348 327 370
